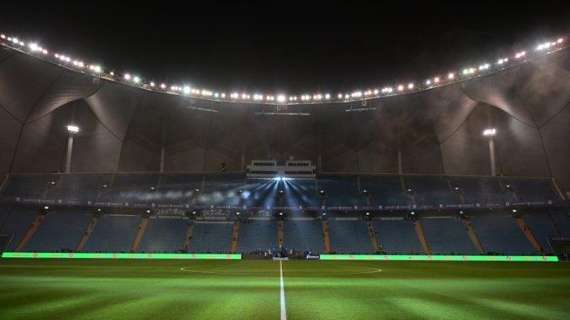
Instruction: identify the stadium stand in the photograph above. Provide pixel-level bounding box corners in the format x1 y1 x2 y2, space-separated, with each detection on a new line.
190 221 233 253
284 219 323 253
470 213 536 255
0 208 39 251
238 220 278 253
82 214 139 252
138 216 188 252
328 218 375 253
421 217 479 254
521 213 557 254
373 218 423 254
24 210 91 252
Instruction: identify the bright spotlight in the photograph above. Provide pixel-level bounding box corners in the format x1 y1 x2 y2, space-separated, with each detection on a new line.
89 65 102 73
482 128 496 137
448 72 455 79
124 73 132 80
28 42 40 52
66 124 80 133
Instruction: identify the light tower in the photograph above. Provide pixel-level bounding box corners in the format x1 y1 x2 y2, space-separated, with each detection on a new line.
65 124 80 173
482 128 497 176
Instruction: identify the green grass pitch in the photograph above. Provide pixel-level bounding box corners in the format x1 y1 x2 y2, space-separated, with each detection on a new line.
1 259 570 320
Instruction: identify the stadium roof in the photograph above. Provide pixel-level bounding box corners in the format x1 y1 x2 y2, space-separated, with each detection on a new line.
0 32 566 105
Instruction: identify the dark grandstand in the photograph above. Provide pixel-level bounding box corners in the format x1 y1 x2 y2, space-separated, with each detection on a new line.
0 32 569 258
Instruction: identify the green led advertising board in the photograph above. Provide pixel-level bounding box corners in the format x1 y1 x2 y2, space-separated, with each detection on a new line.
1 252 242 260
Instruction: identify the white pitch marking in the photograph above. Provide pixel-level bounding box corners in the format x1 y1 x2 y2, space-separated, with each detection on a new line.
279 260 287 320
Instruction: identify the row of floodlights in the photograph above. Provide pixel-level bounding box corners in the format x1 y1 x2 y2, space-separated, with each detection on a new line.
0 33 565 104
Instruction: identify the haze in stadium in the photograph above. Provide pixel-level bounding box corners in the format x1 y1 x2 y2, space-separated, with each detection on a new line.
1 1 570 320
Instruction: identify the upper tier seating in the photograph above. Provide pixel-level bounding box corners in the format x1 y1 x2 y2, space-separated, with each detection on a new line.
1 173 559 210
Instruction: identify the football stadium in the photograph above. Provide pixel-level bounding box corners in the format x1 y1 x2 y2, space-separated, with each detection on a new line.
1 3 570 320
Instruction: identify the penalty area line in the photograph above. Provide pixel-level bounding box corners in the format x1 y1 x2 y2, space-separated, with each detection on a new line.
279 260 287 320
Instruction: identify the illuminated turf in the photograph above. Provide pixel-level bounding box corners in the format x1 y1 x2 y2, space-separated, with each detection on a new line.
1 259 569 320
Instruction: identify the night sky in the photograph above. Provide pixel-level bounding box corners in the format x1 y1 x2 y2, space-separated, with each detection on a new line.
1 1 569 94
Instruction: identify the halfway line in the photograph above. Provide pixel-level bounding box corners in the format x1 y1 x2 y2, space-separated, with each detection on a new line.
279 260 287 320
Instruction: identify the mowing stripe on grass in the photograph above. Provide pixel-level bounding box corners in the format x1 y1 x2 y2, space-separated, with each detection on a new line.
319 254 559 262
279 260 287 320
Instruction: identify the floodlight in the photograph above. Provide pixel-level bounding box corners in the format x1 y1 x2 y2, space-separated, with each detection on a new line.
124 73 132 80
433 77 440 83
277 95 286 103
132 76 140 83
482 128 496 137
89 65 102 73
28 42 40 51
425 79 432 85
407 83 414 89
66 124 80 133
397 85 404 91
43 206 49 210
557 38 564 44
